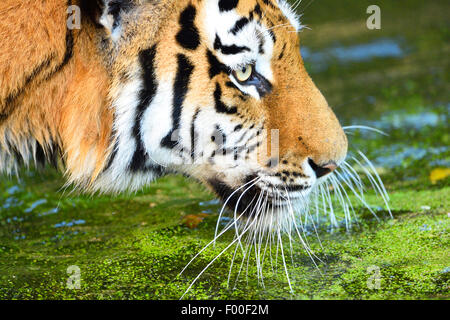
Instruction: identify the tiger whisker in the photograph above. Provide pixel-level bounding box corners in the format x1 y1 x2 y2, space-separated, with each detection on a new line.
352 153 391 217
232 189 265 288
334 167 379 221
358 151 391 203
214 176 260 248
225 190 262 287
330 174 357 228
277 213 293 293
232 180 264 254
343 125 388 136
283 187 323 268
341 161 366 196
180 206 261 300
253 190 269 286
255 22 293 39
179 179 261 279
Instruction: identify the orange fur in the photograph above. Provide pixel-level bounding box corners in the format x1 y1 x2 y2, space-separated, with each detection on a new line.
0 0 112 185
0 0 347 193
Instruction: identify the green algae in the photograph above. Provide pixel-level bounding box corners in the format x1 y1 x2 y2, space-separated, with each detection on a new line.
0 174 448 299
0 0 449 300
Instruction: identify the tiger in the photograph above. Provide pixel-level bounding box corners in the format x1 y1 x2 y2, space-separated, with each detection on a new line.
0 0 348 230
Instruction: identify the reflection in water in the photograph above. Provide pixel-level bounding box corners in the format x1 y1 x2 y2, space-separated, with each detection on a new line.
53 220 86 228
38 208 59 217
302 38 405 72
360 107 448 131
24 199 47 213
349 104 449 169
2 197 23 209
7 186 21 195
375 145 449 168
199 199 220 207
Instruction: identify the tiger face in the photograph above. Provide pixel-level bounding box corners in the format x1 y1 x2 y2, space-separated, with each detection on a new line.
95 0 348 219
0 0 347 226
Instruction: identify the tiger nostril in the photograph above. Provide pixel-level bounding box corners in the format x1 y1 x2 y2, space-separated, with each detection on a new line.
308 158 337 178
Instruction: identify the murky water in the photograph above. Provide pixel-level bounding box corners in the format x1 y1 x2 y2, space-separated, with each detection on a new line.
302 38 405 72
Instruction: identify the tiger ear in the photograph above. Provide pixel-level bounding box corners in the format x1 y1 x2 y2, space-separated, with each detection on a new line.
98 0 134 41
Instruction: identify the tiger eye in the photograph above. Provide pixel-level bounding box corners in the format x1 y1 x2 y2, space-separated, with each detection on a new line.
234 65 253 82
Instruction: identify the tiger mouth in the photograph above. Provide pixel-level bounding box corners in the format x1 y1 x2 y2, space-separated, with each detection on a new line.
208 177 311 215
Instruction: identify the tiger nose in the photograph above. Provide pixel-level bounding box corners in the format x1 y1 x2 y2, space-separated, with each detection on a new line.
308 158 337 178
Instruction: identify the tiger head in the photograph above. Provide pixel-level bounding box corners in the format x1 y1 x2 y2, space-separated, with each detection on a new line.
94 0 348 217
1 0 348 223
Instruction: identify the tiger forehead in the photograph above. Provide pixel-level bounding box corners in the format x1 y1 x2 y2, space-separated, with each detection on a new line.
233 0 288 25
207 0 291 30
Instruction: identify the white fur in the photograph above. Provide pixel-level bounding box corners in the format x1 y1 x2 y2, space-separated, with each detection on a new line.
276 0 303 32
141 79 176 167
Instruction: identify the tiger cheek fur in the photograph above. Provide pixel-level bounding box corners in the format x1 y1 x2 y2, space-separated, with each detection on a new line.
0 0 348 217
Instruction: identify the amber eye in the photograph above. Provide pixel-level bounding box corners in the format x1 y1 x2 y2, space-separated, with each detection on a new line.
233 64 253 83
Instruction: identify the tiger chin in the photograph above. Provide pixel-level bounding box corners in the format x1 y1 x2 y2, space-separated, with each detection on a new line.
0 0 347 230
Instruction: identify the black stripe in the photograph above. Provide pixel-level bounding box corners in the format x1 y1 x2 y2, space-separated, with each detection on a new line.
107 0 133 29
278 43 286 60
214 83 237 114
104 128 119 172
219 0 239 12
251 3 262 19
230 17 250 35
190 109 200 161
129 45 158 171
258 35 265 54
268 29 277 43
219 143 256 157
0 55 54 121
176 5 200 50
214 34 250 55
225 80 243 92
262 0 276 9
207 50 229 78
4 55 54 106
161 54 195 149
50 2 75 78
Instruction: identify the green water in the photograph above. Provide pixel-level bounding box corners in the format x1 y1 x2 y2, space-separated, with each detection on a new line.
0 0 449 299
